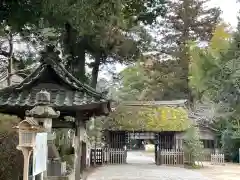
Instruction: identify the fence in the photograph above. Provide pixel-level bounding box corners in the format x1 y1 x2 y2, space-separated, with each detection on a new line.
90 148 127 165
202 152 211 161
211 154 225 165
156 149 184 166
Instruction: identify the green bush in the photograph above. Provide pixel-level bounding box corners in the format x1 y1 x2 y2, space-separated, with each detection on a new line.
221 128 240 162
0 113 23 180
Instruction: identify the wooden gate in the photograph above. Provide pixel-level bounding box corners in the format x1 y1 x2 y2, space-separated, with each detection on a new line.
154 132 175 164
90 148 104 165
105 131 126 148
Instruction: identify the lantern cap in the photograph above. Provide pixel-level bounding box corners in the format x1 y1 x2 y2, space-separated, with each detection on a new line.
25 106 60 118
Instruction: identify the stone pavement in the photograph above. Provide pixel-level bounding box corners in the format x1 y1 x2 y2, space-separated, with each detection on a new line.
126 151 155 164
87 151 212 180
194 162 240 180
86 164 212 180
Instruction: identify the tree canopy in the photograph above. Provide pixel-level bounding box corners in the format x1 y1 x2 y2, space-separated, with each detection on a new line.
189 20 240 162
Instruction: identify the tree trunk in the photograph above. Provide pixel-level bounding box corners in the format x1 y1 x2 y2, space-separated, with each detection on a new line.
75 44 86 82
63 22 86 82
90 54 101 89
181 0 193 107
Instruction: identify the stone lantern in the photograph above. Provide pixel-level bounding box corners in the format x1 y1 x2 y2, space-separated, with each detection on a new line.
25 89 60 133
14 117 45 180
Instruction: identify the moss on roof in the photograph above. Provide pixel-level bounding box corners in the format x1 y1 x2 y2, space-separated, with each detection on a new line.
107 103 191 131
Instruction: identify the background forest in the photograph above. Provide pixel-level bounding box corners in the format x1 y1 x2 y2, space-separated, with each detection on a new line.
1 0 240 179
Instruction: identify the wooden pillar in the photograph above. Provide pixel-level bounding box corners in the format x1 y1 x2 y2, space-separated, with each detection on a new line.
173 133 177 150
214 137 218 153
74 115 87 180
80 121 87 173
74 123 81 180
21 148 32 180
81 142 87 170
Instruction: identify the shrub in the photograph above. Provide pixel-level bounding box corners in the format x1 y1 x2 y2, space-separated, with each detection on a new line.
0 113 23 180
183 126 204 166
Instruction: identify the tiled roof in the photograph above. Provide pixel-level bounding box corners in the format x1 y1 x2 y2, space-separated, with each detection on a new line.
1 49 104 99
0 88 104 107
0 46 110 116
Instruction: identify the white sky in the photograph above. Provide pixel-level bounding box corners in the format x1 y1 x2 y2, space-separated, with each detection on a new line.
209 0 240 28
103 0 240 77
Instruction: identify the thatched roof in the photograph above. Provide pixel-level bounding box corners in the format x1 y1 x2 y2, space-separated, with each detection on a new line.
106 100 190 132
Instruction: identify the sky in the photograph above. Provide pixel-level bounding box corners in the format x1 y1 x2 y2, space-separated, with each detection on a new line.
100 0 240 78
209 0 240 28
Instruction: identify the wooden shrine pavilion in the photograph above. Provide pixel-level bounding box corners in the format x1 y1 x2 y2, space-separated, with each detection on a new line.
0 45 111 179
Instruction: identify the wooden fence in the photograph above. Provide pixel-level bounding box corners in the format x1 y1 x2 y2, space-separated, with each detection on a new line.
211 154 225 165
90 148 127 165
105 148 127 164
156 149 184 166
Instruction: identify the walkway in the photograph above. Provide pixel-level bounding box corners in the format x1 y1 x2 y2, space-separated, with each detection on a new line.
127 150 155 164
194 162 240 180
87 164 211 180
87 151 211 180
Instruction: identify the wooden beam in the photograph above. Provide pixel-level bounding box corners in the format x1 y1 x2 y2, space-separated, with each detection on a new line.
52 120 75 128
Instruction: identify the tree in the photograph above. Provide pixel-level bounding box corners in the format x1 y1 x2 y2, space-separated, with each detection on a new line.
183 125 204 166
189 19 240 162
154 0 221 101
0 0 167 87
189 23 231 101
116 55 188 101
118 0 222 101
142 57 187 100
40 0 167 85
117 61 150 100
0 23 39 86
